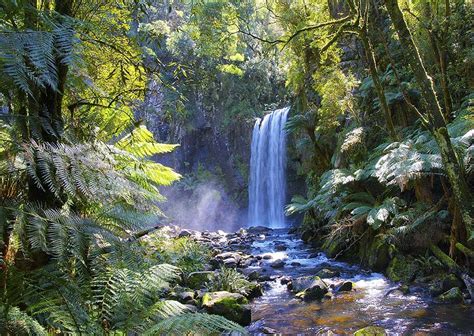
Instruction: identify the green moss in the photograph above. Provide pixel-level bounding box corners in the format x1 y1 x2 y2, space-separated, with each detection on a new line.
354 326 387 336
437 287 463 303
364 236 390 271
323 239 342 258
386 255 418 283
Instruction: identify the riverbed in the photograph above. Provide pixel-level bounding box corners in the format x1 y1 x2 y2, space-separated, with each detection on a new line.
236 228 474 335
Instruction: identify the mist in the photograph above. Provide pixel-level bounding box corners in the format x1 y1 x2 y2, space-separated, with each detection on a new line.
161 180 245 232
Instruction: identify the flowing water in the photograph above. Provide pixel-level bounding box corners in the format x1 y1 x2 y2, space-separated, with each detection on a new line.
248 108 289 229
244 229 474 335
245 107 472 334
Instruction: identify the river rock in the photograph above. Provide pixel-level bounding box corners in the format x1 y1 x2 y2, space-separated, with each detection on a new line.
248 226 272 234
262 254 273 260
354 326 387 335
296 280 329 301
288 276 325 292
437 287 464 303
246 282 264 299
202 291 251 325
386 255 418 283
289 276 329 301
270 259 285 268
238 228 248 237
261 326 278 334
246 270 260 281
288 226 298 234
316 268 341 279
177 291 195 303
280 276 291 285
223 258 238 268
335 281 353 292
178 229 193 238
442 274 463 292
274 243 287 251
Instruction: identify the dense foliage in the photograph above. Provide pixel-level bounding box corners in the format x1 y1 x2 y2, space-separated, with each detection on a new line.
0 0 473 334
274 0 473 272
0 1 245 334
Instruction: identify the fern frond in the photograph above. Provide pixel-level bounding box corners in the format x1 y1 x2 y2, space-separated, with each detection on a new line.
143 313 246 336
115 125 179 157
0 307 47 336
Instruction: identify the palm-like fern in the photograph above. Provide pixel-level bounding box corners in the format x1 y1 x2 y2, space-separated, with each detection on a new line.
143 313 246 335
0 25 76 95
373 110 473 190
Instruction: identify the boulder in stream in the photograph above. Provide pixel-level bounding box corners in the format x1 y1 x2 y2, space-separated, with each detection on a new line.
354 326 387 336
316 268 341 279
202 291 251 325
270 259 285 268
248 226 272 234
289 276 329 301
335 281 353 292
178 229 193 238
437 287 464 303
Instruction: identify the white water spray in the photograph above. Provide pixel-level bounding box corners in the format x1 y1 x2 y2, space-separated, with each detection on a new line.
248 107 289 228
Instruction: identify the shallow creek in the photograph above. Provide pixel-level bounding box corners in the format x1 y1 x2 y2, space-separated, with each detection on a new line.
239 229 473 335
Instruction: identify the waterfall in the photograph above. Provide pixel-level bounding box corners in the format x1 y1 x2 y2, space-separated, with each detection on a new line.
248 107 289 228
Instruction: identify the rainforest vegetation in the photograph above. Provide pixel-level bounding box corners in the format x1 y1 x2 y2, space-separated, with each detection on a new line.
0 0 473 335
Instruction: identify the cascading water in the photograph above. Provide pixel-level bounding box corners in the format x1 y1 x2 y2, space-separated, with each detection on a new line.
248 107 289 228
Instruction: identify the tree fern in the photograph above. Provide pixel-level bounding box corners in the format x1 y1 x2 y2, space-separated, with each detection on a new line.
115 125 179 157
0 307 47 336
0 26 76 95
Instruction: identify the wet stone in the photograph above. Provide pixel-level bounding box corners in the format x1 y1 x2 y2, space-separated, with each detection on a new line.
270 259 285 268
335 281 353 292
316 268 341 279
178 229 192 238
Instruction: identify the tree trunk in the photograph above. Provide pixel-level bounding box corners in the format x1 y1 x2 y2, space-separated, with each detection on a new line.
384 0 473 241
358 29 398 140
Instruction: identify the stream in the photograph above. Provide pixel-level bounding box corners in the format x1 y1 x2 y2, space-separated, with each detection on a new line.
229 228 474 335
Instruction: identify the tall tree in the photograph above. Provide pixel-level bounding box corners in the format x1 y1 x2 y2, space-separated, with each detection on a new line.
384 0 473 242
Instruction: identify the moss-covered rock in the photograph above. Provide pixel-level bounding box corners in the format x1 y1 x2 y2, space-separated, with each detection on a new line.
365 236 390 271
290 276 329 301
442 274 463 292
316 268 341 279
437 287 464 304
186 271 214 289
202 291 251 325
386 255 418 283
335 281 353 292
354 326 387 335
324 239 343 258
245 281 264 299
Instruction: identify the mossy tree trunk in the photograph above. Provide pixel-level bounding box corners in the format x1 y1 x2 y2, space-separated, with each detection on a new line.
345 0 398 140
20 0 75 206
358 30 398 140
384 0 473 242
